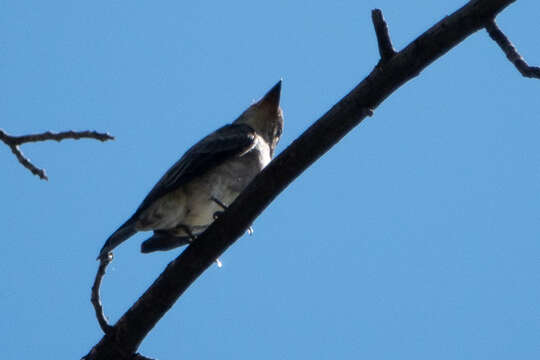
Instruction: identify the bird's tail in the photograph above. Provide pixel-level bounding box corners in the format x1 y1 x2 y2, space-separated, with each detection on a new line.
140 231 191 253
97 218 137 259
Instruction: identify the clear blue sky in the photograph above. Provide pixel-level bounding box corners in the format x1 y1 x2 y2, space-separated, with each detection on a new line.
1 1 539 359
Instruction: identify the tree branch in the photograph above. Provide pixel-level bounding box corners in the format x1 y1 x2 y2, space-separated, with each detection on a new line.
91 255 114 335
84 0 521 358
485 20 540 78
2 140 47 179
372 9 396 62
0 129 114 180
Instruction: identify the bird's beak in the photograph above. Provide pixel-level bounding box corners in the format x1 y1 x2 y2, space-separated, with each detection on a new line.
260 80 282 109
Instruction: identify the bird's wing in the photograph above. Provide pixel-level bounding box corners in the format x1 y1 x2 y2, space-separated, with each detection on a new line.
133 123 257 217
140 231 192 253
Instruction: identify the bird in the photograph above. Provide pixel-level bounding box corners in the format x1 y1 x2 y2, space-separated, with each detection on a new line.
98 80 283 260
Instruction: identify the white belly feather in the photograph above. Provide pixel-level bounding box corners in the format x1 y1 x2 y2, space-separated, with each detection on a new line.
137 134 271 235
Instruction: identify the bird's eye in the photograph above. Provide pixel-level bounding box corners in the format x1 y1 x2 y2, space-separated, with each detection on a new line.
275 126 282 139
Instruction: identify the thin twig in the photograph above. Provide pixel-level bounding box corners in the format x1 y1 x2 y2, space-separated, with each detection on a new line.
371 9 396 62
485 20 540 79
9 143 48 179
12 130 113 145
0 129 114 180
91 254 114 335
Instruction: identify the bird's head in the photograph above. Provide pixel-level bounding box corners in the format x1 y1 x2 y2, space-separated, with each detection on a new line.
234 80 283 156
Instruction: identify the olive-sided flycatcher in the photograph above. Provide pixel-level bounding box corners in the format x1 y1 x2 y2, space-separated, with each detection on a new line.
98 81 283 259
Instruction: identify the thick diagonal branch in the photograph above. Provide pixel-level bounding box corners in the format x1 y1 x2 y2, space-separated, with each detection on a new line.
0 129 114 180
84 0 518 359
485 20 540 78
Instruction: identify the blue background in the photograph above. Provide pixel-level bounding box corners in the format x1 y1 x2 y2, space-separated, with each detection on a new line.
1 1 539 359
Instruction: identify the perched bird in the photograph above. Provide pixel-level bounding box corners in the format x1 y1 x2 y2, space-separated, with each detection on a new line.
98 81 283 259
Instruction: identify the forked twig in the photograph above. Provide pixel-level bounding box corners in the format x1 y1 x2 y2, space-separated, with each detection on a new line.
0 129 114 180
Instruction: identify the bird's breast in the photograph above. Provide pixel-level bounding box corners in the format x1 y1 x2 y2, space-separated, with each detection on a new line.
181 135 271 226
208 134 270 198
137 135 272 234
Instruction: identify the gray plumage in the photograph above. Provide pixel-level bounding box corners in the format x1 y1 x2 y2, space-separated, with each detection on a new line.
98 81 283 259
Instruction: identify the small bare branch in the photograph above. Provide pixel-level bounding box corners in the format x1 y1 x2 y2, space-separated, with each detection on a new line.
7 142 48 179
12 130 114 145
372 9 396 62
91 254 114 335
362 108 375 117
485 20 540 79
0 128 114 180
85 254 156 360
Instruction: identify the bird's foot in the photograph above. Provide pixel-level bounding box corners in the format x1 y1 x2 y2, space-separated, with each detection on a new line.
180 223 222 268
211 196 228 210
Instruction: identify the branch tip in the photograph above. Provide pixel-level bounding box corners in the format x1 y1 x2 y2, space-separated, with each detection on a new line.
485 20 540 79
371 9 396 62
14 130 115 144
8 144 48 180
